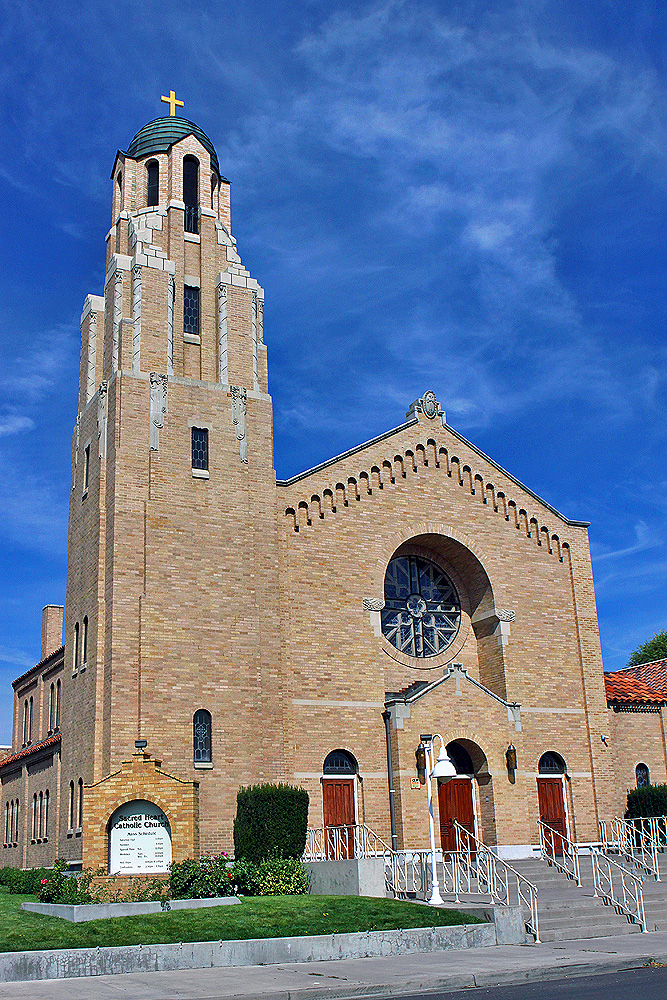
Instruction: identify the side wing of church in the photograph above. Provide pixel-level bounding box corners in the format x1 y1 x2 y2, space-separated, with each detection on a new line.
2 112 664 871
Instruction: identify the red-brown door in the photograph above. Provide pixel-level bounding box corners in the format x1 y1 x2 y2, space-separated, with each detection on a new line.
322 778 355 859
437 778 475 852
537 778 567 854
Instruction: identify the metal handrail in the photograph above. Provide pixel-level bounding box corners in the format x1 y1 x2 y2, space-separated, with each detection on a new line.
453 821 539 943
538 819 581 885
304 824 393 862
591 848 647 931
599 818 660 881
626 816 667 850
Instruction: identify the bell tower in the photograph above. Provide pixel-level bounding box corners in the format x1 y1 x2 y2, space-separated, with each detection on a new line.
61 104 284 858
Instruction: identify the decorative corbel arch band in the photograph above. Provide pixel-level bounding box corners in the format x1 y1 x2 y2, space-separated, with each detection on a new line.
282 440 571 565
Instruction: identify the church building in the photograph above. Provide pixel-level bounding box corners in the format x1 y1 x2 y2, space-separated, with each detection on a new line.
2 104 664 874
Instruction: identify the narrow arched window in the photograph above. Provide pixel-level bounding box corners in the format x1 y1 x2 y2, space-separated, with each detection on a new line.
68 780 74 830
82 616 88 664
116 172 123 214
146 160 159 206
31 794 37 840
9 801 14 844
183 156 199 234
49 682 55 732
211 173 217 209
193 709 212 763
44 790 49 839
13 800 18 843
22 700 28 745
55 679 61 729
28 696 33 743
4 803 8 846
74 621 79 672
77 778 83 828
636 763 650 788
38 791 43 839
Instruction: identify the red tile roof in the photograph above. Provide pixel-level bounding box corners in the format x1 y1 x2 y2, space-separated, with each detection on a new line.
0 734 61 771
604 670 665 704
625 659 667 696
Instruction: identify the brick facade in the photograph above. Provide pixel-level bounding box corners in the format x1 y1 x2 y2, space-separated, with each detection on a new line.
2 113 663 871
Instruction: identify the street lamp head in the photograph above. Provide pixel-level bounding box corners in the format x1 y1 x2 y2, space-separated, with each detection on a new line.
431 743 457 781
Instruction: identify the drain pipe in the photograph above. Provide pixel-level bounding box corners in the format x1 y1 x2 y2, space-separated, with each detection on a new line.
382 710 398 851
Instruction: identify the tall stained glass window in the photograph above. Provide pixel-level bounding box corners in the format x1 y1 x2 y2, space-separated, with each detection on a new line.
193 709 212 763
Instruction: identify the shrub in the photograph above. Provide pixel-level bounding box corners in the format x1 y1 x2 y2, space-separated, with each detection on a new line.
626 784 667 818
254 857 309 896
230 857 258 895
0 866 54 895
39 860 78 904
169 855 236 899
233 783 309 864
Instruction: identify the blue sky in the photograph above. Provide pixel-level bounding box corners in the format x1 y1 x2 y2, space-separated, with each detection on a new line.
0 0 666 743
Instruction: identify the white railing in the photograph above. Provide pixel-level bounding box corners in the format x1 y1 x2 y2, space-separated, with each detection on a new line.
592 848 647 932
454 822 539 943
538 819 581 886
626 816 667 850
599 818 660 881
305 824 393 862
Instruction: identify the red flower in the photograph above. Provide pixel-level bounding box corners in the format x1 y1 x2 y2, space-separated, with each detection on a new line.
41 879 48 884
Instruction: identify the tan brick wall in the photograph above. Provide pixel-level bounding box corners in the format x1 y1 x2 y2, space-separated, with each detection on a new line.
607 706 667 818
82 753 198 872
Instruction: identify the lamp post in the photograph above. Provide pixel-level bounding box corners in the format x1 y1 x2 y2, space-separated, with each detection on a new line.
420 733 457 906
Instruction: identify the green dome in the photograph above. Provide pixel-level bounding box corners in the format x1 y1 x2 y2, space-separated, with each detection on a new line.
125 117 222 176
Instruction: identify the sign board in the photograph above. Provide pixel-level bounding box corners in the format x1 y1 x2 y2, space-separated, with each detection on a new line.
410 777 421 789
109 799 172 874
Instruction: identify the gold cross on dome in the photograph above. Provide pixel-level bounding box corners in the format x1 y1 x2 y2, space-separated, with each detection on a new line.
161 90 184 116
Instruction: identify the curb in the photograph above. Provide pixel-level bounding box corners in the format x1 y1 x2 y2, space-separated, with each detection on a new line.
215 954 666 1000
0 922 497 983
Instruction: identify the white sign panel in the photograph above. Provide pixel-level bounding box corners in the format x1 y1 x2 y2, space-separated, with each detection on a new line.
109 799 172 874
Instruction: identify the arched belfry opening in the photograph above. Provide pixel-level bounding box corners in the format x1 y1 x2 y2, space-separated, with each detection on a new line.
436 739 496 850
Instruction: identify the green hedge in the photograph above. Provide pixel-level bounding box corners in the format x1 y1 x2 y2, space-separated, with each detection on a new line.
626 784 667 818
0 866 53 895
233 783 309 864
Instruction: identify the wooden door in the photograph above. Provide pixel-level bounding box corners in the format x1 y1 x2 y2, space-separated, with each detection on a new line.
537 778 567 854
322 778 355 859
437 778 475 852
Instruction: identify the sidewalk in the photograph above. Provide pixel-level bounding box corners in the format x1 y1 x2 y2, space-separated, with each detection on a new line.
0 928 665 1000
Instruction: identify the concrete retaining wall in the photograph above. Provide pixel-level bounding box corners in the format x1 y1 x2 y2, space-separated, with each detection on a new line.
306 858 386 897
0 922 497 982
21 895 241 923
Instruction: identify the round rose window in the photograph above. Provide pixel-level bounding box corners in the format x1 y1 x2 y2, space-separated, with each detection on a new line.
381 555 461 658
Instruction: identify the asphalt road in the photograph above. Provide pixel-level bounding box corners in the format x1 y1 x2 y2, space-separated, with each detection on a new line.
391 965 667 1000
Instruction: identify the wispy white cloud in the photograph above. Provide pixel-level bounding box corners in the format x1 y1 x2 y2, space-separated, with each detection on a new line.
0 415 34 437
593 521 662 563
0 645 34 670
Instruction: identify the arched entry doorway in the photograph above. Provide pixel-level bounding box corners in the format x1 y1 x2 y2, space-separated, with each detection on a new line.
322 749 358 859
537 751 569 852
437 740 493 851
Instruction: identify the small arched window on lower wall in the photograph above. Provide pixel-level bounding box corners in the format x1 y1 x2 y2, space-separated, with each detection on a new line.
636 763 650 788
193 709 212 765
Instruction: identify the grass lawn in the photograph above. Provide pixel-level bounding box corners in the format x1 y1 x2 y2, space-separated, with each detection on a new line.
0 887 480 953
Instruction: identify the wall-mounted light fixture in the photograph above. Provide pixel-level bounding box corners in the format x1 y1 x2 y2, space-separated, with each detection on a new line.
506 744 517 771
415 742 426 785
135 739 148 750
